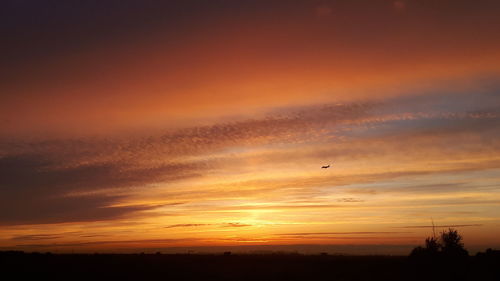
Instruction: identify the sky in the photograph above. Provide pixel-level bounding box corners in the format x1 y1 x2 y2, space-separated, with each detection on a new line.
1 0 500 254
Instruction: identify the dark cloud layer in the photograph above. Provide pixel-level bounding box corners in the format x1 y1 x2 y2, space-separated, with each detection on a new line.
164 224 211 229
14 238 201 249
277 232 411 236
0 153 198 225
164 223 252 229
399 224 483 229
0 193 153 226
10 234 63 241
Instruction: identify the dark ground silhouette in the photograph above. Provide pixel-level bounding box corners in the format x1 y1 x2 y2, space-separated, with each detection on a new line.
1 249 499 281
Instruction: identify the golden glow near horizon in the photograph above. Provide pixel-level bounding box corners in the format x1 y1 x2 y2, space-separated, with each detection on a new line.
1 0 500 254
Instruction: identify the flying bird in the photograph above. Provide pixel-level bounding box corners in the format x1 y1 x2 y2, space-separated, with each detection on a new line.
321 164 331 169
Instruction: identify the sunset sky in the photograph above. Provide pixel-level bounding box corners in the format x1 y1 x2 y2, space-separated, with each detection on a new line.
1 0 500 254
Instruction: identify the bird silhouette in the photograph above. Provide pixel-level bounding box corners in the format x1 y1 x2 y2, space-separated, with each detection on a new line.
321 164 331 169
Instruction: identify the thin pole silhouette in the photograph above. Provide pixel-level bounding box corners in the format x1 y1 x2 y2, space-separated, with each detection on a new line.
431 218 436 238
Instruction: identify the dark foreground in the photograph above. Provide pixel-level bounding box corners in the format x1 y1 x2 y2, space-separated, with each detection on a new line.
1 251 499 281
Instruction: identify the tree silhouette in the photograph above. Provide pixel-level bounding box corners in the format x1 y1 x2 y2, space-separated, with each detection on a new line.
425 236 440 254
409 236 440 259
409 228 471 281
410 228 469 259
440 228 468 257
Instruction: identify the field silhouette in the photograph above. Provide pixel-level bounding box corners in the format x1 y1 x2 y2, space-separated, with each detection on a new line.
2 248 499 281
2 229 498 281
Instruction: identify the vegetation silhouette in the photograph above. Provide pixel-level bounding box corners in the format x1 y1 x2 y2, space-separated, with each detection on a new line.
1 231 498 281
408 228 500 280
409 228 468 259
